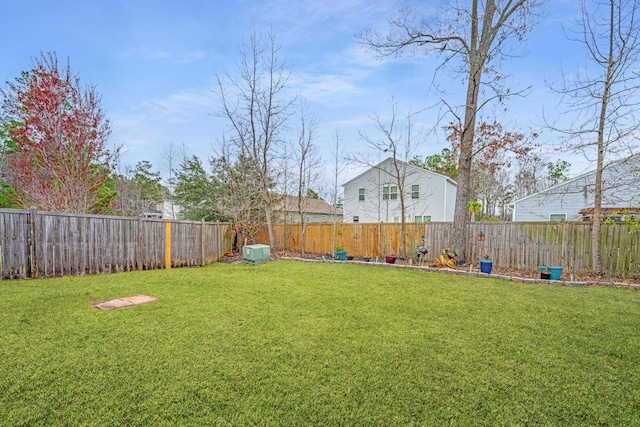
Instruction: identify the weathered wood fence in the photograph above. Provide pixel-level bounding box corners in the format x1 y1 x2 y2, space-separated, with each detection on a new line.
0 208 231 279
255 222 640 278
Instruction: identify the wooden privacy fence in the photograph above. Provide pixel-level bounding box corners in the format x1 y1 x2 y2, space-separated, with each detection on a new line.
255 222 640 278
0 208 231 279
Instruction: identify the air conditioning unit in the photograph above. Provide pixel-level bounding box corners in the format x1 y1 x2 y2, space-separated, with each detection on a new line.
242 244 271 264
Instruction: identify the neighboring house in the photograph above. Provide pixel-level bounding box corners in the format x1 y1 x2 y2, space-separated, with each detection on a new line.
274 195 343 223
157 199 181 220
512 155 640 222
142 199 182 220
342 157 457 223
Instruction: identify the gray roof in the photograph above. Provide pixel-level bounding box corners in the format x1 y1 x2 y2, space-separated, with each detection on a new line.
275 195 343 215
342 157 458 187
512 154 640 205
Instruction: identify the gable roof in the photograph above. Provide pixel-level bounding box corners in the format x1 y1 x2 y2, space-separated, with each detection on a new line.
275 195 343 215
342 157 458 187
512 154 640 205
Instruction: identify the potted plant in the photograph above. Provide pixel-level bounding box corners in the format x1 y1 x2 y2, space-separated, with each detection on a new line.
547 265 563 280
385 255 397 264
480 254 493 274
333 243 347 261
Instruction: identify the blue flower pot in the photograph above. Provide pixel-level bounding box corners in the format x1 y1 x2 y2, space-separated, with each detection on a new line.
480 260 493 274
548 266 563 280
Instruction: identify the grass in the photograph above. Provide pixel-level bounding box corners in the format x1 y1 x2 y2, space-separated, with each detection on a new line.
1 261 640 426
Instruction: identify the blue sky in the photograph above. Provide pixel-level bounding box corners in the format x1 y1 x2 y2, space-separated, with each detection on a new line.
1 0 588 187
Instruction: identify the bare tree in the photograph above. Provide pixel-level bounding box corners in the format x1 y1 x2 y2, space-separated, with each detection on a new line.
213 139 265 248
548 0 640 273
160 142 183 218
355 97 423 258
359 0 546 262
294 100 321 254
216 29 295 248
329 128 346 252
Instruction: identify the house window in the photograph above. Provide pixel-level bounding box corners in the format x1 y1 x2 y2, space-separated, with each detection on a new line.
393 216 400 223
383 186 398 200
414 215 432 223
412 184 419 199
353 216 359 223
549 213 567 221
358 188 365 201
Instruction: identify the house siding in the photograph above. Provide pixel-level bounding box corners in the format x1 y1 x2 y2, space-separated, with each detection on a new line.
513 157 640 221
343 158 457 223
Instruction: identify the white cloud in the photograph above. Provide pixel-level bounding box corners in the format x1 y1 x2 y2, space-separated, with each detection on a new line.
110 86 220 169
114 46 207 65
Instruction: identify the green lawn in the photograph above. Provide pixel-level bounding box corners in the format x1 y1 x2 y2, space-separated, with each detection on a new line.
1 261 639 426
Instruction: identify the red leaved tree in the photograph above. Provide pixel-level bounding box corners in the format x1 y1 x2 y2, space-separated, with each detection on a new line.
0 52 117 213
446 121 537 173
446 121 538 219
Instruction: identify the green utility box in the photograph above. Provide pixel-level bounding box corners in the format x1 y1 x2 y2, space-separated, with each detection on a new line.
242 244 271 264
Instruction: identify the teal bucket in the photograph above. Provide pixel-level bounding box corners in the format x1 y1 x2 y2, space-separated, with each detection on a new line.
548 266 563 280
334 250 346 261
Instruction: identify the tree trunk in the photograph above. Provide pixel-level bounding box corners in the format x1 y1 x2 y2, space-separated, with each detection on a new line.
451 0 492 264
264 205 275 249
452 57 483 263
300 213 306 255
591 163 603 274
399 185 406 258
399 221 406 257
452 152 472 262
592 1 616 275
592 85 608 274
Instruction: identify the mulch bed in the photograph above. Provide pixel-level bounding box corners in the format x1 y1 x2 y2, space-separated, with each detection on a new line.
221 250 640 287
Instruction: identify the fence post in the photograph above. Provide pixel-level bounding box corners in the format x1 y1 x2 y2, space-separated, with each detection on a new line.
137 217 143 271
200 219 206 266
29 207 39 278
165 221 171 269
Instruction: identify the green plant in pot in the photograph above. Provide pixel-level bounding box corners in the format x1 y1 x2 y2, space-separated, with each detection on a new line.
333 243 346 261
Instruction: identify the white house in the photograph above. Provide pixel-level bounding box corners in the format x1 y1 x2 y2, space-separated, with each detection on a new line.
342 157 457 223
143 199 182 220
512 155 640 222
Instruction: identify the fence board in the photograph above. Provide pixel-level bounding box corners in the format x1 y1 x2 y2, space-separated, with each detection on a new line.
255 221 640 278
0 209 231 279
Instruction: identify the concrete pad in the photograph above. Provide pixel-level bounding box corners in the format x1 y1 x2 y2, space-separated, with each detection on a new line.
91 295 159 311
122 295 159 305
